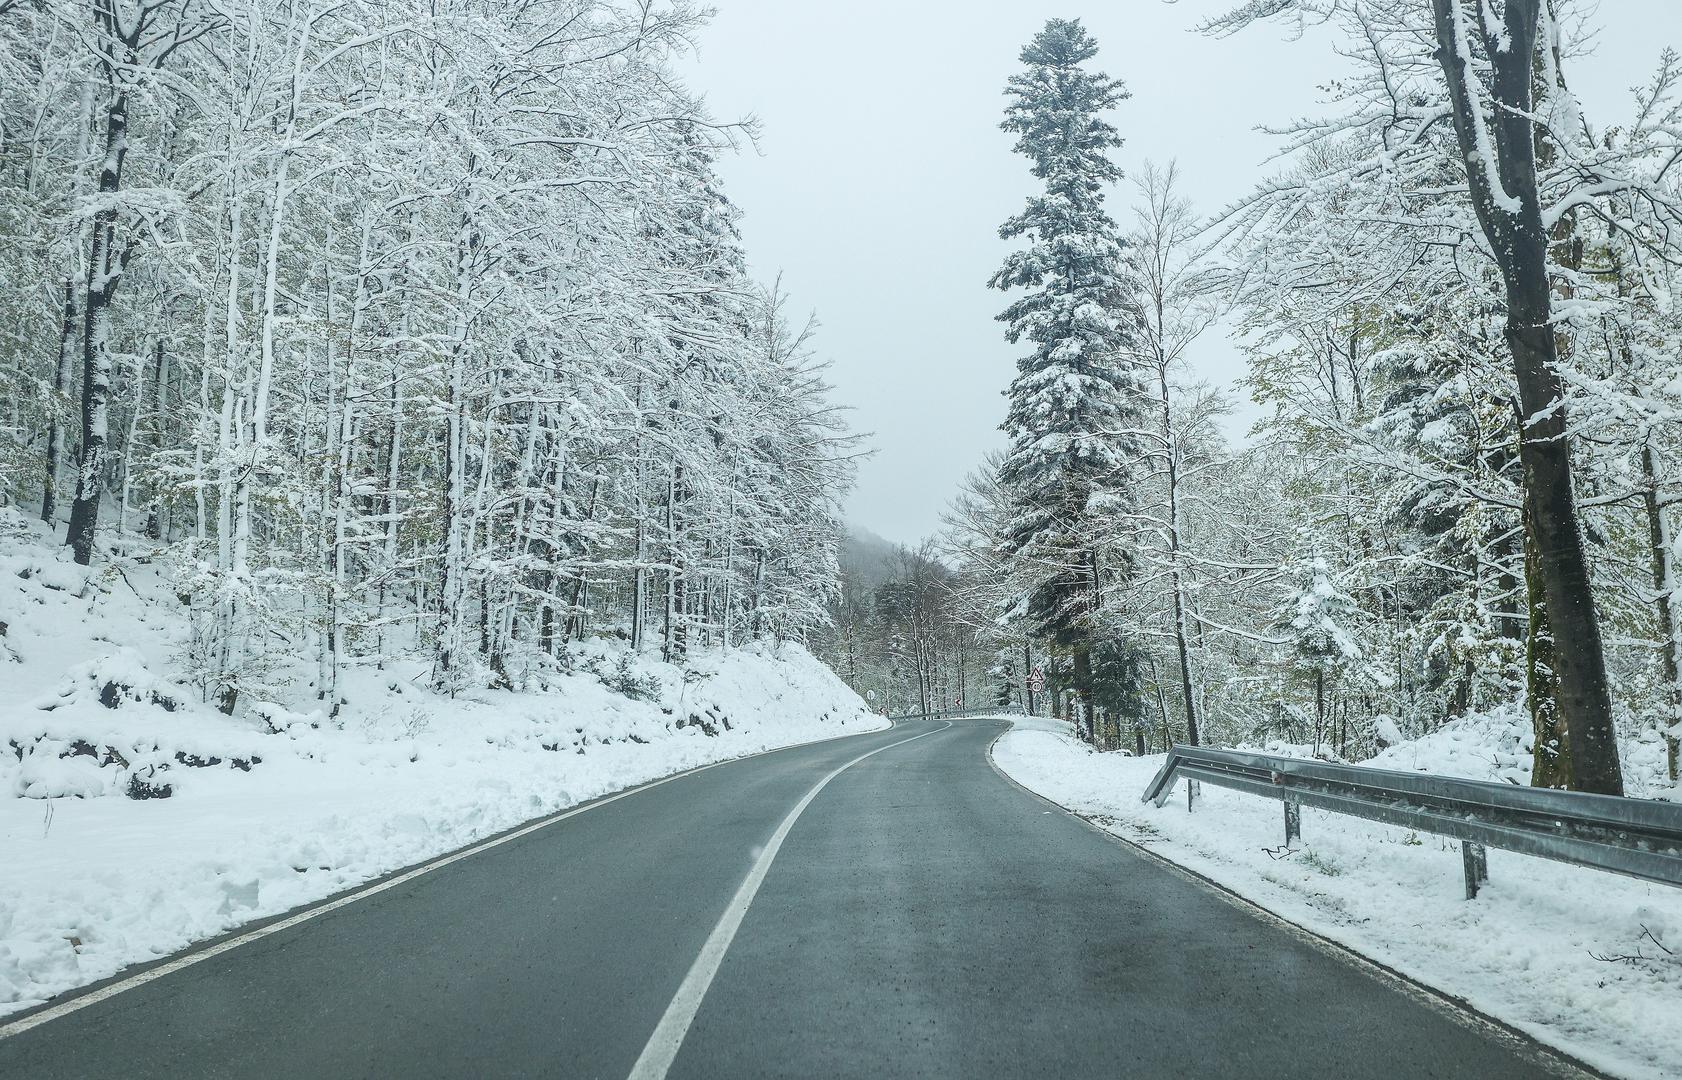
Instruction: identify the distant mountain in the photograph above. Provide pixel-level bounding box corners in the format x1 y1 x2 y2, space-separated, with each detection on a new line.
838 526 902 598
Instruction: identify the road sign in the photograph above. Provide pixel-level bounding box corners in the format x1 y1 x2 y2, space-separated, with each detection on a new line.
1026 665 1045 693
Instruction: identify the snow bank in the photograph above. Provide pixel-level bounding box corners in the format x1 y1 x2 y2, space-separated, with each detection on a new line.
1254 702 1678 800
991 722 1682 1080
0 509 879 1016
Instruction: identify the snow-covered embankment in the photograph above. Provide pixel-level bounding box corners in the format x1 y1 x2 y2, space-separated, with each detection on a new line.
0 509 879 1017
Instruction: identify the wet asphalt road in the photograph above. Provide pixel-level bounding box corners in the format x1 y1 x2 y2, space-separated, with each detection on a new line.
0 718 1588 1079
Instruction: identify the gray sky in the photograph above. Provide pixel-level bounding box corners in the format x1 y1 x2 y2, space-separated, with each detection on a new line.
682 1 1673 546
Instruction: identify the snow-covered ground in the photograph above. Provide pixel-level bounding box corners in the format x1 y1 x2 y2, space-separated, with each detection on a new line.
991 719 1682 1080
0 508 880 1016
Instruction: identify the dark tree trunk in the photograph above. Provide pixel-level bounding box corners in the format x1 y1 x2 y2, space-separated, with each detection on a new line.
1173 588 1199 746
1023 642 1035 716
1510 272 1618 794
1431 0 1622 794
43 279 77 524
670 556 687 660
1492 530 1526 643
145 337 167 540
565 476 601 642
1522 491 1569 788
749 549 765 640
1158 361 1201 747
66 74 131 565
661 461 685 663
1072 640 1094 746
1149 655 1172 751
1314 669 1325 756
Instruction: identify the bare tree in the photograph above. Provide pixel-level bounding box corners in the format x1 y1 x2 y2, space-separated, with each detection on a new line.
1125 160 1218 746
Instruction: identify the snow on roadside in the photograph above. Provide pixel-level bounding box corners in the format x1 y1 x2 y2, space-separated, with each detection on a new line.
990 724 1682 1080
1 643 878 1017
0 509 880 1017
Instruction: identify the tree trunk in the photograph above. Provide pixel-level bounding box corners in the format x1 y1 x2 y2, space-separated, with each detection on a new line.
433 204 478 693
1314 668 1325 757
1522 490 1569 788
117 339 151 537
1157 361 1201 746
1149 656 1172 751
66 73 132 565
42 279 77 524
1431 0 1622 794
145 334 168 540
1024 642 1035 716
663 460 688 663
1072 640 1094 746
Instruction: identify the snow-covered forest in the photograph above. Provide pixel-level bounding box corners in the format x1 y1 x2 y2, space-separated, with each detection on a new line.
3 3 1682 1071
0 0 856 710
821 6 1682 798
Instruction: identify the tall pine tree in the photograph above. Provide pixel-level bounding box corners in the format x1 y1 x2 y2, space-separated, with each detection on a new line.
989 18 1142 737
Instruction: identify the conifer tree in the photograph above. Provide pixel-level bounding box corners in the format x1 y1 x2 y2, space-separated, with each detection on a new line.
989 18 1142 733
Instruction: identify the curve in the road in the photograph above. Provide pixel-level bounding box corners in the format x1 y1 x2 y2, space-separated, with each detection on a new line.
0 717 1600 1079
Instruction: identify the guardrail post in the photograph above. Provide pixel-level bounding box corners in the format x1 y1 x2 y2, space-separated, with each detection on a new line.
1284 797 1301 848
1461 842 1489 900
1186 779 1199 812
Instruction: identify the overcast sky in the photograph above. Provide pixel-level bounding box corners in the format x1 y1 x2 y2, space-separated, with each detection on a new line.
681 1 1672 546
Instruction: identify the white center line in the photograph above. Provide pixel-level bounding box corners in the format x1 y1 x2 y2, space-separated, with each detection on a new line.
627 721 952 1080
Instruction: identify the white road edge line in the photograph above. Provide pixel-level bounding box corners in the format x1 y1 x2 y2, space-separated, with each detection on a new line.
627 720 953 1080
0 720 910 1042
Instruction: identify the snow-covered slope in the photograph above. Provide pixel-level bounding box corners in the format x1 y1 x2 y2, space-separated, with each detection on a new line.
1248 702 1679 800
990 717 1681 1080
0 508 880 1015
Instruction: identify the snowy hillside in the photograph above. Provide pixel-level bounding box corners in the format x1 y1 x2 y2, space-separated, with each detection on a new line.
0 507 880 1015
1248 703 1680 800
991 717 1682 1080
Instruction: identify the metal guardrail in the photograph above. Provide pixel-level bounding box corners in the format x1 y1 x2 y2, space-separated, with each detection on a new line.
1142 744 1682 899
